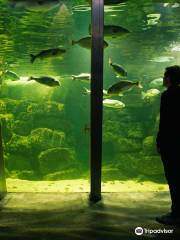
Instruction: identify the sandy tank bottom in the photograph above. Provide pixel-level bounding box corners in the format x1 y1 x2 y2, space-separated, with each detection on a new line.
6 178 168 192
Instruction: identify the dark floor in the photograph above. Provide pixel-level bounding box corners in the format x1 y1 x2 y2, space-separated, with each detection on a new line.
0 192 180 240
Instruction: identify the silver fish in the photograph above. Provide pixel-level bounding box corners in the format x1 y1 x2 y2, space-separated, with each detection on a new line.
103 99 125 109
108 80 142 95
28 76 60 87
142 88 160 100
72 73 91 82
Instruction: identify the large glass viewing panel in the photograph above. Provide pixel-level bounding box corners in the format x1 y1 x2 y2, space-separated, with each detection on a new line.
102 0 180 192
0 0 91 193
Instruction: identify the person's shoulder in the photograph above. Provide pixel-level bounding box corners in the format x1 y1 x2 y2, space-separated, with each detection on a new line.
161 90 168 97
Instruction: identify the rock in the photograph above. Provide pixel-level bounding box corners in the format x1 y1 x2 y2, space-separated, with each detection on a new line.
29 128 65 152
38 147 77 175
102 166 128 181
16 170 38 180
116 138 142 153
127 124 144 139
45 169 80 180
6 153 32 171
6 134 31 155
138 154 164 175
114 153 141 177
13 120 33 136
142 136 157 155
114 152 164 176
26 101 64 117
0 100 6 113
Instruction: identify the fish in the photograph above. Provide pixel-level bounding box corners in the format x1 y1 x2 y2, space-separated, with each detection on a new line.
107 80 143 95
103 99 125 109
72 73 91 82
142 88 160 100
147 13 161 26
30 48 66 63
82 87 115 98
109 58 127 77
104 0 128 5
149 56 174 63
2 70 20 81
89 24 130 38
82 87 91 95
72 37 108 49
163 3 180 8
149 78 163 88
28 76 60 87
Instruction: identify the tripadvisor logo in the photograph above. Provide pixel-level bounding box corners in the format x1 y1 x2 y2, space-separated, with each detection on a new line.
135 227 174 235
135 227 143 235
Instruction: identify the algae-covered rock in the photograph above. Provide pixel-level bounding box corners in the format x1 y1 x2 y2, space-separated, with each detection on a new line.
138 154 164 175
13 119 33 136
127 124 144 139
142 136 157 155
6 133 31 154
5 134 34 171
0 99 6 113
44 169 80 180
38 147 77 175
114 151 163 177
6 154 32 171
103 121 128 138
114 153 141 176
29 128 65 152
16 170 38 180
27 101 64 117
0 115 14 142
116 138 142 153
102 166 128 181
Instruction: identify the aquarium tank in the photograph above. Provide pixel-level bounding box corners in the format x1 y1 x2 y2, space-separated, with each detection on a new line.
0 0 180 193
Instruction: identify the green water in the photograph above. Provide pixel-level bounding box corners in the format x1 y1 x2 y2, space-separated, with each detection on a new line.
0 0 180 192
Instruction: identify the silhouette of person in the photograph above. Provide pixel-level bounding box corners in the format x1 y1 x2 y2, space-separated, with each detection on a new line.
156 65 180 225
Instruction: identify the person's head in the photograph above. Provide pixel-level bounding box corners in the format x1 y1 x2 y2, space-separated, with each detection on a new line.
163 65 180 88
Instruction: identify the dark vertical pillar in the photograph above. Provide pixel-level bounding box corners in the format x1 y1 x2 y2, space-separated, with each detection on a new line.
90 0 104 202
0 122 7 199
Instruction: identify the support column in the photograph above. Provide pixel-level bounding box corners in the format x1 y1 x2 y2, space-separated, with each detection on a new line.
90 0 104 202
0 122 7 199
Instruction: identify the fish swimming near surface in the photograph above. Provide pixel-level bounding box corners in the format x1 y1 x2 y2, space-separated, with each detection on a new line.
2 70 20 81
72 73 91 82
30 48 66 63
89 24 130 37
109 58 127 77
103 99 125 109
108 80 143 95
28 76 60 87
72 36 108 49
